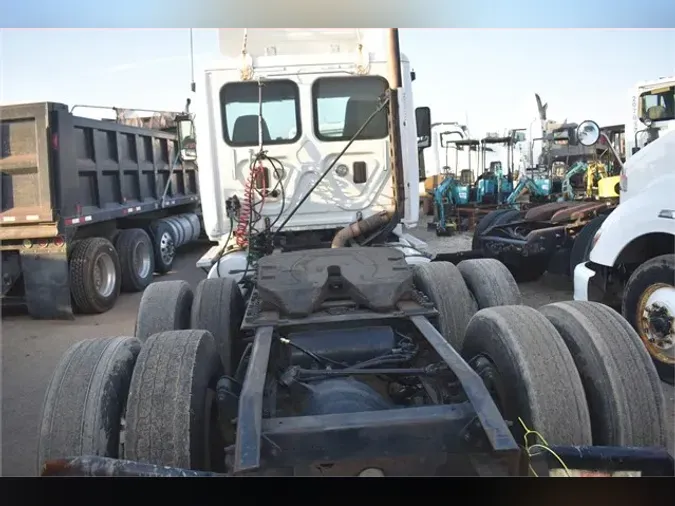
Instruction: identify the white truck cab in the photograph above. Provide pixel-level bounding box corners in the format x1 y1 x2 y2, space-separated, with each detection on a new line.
625 77 675 160
574 121 675 384
194 29 431 276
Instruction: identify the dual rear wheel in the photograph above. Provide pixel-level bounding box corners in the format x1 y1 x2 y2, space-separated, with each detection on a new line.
414 260 667 449
37 261 668 474
68 229 156 314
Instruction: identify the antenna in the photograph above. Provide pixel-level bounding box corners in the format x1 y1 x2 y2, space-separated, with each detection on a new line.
189 28 196 93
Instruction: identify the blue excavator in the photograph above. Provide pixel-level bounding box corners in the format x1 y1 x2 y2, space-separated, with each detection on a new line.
506 165 553 205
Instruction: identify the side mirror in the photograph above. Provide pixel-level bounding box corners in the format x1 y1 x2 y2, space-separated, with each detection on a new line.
576 120 601 147
415 106 431 149
176 114 197 161
410 70 416 82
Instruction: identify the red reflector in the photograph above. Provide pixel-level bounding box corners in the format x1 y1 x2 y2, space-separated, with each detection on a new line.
52 133 59 150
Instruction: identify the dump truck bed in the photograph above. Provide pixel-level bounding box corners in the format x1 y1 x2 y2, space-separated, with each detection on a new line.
0 102 198 242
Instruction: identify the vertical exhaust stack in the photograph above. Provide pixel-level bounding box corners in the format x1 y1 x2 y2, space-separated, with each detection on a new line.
331 29 404 248
387 28 406 218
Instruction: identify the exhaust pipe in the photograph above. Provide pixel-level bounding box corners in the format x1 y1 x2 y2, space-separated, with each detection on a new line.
331 210 394 248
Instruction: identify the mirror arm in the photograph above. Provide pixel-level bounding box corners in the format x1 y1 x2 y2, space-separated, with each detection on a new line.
600 132 624 170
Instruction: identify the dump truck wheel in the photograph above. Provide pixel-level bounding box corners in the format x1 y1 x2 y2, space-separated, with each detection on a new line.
135 280 193 342
622 254 675 384
413 261 477 349
191 277 245 374
462 306 592 446
457 258 522 308
69 237 121 314
149 220 176 274
183 213 202 242
569 215 607 277
539 301 667 447
115 229 155 293
37 336 141 474
124 330 224 471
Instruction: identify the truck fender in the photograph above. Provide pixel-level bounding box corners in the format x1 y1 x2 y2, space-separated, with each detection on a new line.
589 194 675 267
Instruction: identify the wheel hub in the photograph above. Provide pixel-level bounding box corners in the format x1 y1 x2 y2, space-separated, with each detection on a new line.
638 284 675 363
159 232 175 265
471 355 504 412
93 253 116 298
132 240 152 278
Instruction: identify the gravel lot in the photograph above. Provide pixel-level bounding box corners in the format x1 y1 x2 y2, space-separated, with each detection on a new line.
1 232 673 476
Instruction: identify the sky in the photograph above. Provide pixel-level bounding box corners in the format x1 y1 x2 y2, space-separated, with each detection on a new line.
1 29 674 138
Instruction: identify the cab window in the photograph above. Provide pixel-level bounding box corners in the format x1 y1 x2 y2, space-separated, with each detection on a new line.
220 79 301 147
312 76 389 142
640 85 675 122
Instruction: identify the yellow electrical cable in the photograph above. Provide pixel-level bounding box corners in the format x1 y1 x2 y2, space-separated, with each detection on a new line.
518 417 571 477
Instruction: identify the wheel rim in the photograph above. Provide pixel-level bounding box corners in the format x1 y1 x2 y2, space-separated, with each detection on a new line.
636 283 675 365
470 354 526 444
93 253 116 298
159 231 175 266
470 354 507 413
133 240 152 279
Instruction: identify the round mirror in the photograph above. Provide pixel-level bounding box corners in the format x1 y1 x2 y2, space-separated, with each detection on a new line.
576 120 601 147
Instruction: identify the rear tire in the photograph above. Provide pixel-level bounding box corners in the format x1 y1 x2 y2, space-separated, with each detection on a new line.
191 277 245 374
457 258 522 307
124 330 224 471
135 280 193 342
462 306 592 446
413 262 477 349
115 229 155 292
166 216 185 247
622 254 675 384
149 220 176 274
37 336 141 474
69 237 121 314
176 215 193 245
184 213 201 242
539 301 667 447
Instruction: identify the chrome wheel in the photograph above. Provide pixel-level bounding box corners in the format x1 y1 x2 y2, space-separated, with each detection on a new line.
159 231 175 266
637 283 675 365
93 253 117 298
132 239 152 279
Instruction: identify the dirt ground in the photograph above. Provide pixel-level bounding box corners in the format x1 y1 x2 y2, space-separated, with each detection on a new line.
1 233 673 476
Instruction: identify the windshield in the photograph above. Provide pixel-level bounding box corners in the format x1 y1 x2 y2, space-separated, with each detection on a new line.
220 79 301 147
639 85 675 122
312 76 388 142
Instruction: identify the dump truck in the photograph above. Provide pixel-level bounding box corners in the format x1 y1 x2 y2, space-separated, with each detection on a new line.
36 29 672 477
0 103 201 319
